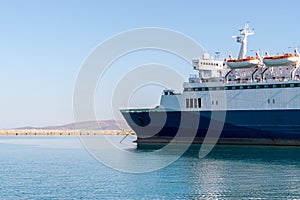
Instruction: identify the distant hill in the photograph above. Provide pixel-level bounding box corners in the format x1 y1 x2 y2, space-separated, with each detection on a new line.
16 120 129 130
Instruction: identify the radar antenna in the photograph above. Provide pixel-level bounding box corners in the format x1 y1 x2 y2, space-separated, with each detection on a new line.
232 23 254 59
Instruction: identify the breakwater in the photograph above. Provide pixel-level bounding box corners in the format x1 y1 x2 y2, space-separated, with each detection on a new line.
0 129 135 136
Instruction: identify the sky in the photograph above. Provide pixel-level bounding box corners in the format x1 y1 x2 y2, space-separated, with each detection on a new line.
1 0 300 128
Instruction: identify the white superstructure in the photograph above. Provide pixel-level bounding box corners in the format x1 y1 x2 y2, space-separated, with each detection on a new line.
159 23 300 112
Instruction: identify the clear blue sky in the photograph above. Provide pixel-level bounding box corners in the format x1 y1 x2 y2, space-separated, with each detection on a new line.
1 0 300 128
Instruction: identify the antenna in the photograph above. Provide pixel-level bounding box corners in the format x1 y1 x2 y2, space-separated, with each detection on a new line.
250 49 262 54
288 46 299 50
214 51 221 60
232 36 242 43
232 23 255 59
288 46 300 56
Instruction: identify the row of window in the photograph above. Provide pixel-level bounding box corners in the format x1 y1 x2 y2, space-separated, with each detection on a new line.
200 62 220 66
186 98 202 108
212 100 219 105
187 98 276 107
184 83 300 92
268 99 276 104
186 97 280 108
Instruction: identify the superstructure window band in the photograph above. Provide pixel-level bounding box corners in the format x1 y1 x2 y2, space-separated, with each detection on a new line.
183 83 300 92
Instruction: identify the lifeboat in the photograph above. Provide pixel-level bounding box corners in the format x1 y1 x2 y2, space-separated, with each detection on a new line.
263 51 299 67
226 56 260 69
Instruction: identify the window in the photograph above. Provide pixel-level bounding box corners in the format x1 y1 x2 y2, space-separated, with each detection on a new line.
216 100 219 105
198 98 202 108
186 99 189 108
212 100 214 105
194 98 198 108
186 98 201 108
190 98 194 108
273 99 275 104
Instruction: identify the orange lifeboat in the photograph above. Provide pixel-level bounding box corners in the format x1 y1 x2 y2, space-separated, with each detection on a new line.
226 56 260 69
263 50 299 67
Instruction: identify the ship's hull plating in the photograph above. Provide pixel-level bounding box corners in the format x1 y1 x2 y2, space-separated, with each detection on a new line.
121 109 300 146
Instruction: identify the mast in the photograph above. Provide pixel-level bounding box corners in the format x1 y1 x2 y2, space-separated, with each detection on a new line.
232 23 254 59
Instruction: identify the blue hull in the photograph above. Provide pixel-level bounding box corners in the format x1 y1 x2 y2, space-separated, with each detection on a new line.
121 109 300 146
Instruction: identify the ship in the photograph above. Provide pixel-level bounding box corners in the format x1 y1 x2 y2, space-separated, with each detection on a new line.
120 24 300 146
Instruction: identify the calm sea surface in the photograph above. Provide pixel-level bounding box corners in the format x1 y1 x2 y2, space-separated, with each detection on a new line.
1 136 300 199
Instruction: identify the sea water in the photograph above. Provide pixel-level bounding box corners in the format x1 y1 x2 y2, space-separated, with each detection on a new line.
0 136 300 199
